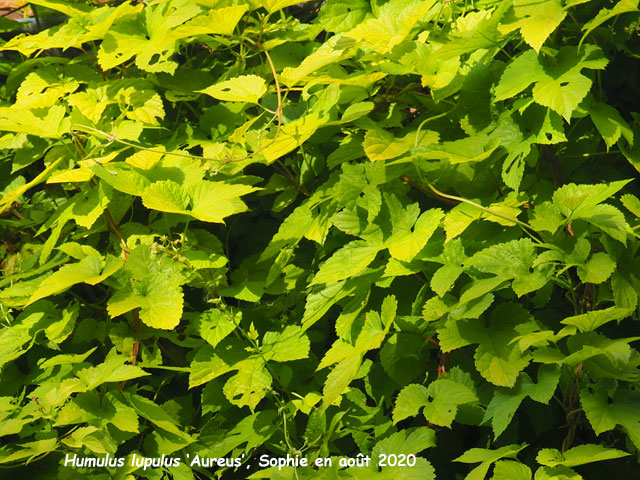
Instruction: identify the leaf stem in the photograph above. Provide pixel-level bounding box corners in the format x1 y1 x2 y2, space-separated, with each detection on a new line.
104 207 129 253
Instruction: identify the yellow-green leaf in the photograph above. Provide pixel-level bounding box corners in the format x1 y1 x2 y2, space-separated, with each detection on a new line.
364 129 412 162
190 181 258 223
500 0 566 53
173 5 248 37
260 114 326 163
29 255 124 305
199 75 267 103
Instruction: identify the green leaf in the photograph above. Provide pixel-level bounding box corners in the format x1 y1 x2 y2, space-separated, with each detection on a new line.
0 304 55 369
76 348 149 390
0 17 22 34
484 365 560 438
310 240 382 285
223 356 272 410
341 101 375 123
472 304 533 387
533 466 582 479
108 274 184 329
429 0 508 62
38 347 97 370
465 238 550 297
422 297 454 322
534 46 608 121
96 0 201 74
260 114 327 163
611 271 638 310
453 443 527 480
28 254 124 305
553 181 629 214
141 180 190 214
0 105 70 138
491 460 532 480
261 325 310 362
189 339 245 388
28 0 91 16
0 438 58 465
190 180 258 223
387 208 443 262
320 300 393 410
107 245 185 329
90 163 151 196
364 128 412 162
422 378 478 427
620 193 640 218
125 392 192 441
458 276 505 306
580 386 640 448
372 427 436 456
532 73 591 123
200 308 238 348
345 0 437 54
199 75 267 103
495 46 608 121
561 307 630 332
500 0 566 52
71 181 113 229
317 0 370 34
537 444 629 468
421 135 501 164
45 301 78 344
494 50 543 101
258 0 314 13
393 384 430 424
175 5 248 36
530 202 565 234
206 410 277 457
431 265 464 297
576 252 616 284
280 35 352 87
321 354 361 410
380 333 427 384
454 443 527 463
475 340 530 388
586 101 634 148
578 204 629 243
580 0 639 48
551 181 631 242
444 203 482 241
61 426 115 454
466 238 535 277
343 458 436 479
141 179 257 223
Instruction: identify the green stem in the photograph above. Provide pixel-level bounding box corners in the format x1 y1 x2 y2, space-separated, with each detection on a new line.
404 176 542 241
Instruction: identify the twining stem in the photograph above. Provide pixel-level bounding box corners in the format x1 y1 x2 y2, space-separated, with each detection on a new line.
413 110 451 148
403 175 542 240
104 207 129 253
261 46 282 140
403 175 457 205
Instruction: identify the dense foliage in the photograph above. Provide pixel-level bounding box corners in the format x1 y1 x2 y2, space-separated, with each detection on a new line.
1 0 640 478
